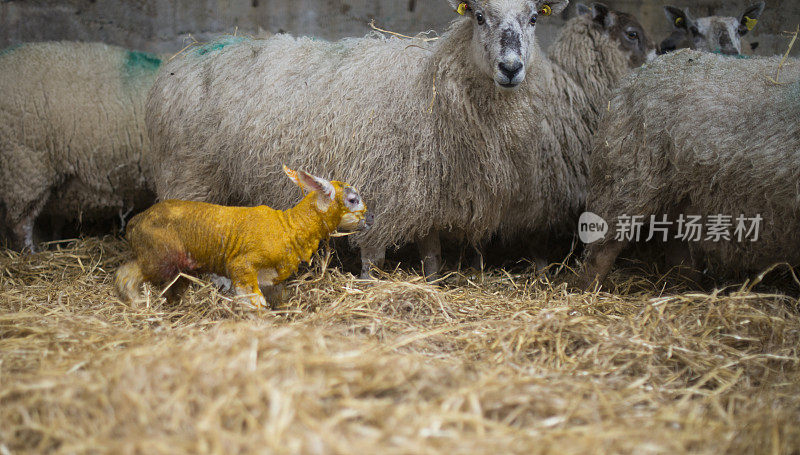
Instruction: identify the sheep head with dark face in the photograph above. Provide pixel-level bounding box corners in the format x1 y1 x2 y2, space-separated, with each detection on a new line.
448 0 569 89
659 2 766 55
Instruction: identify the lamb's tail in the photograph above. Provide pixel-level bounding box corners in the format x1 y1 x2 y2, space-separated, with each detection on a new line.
115 260 145 303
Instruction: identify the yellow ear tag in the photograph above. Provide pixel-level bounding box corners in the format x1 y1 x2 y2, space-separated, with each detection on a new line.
744 15 758 31
457 2 468 15
675 17 684 26
540 4 552 16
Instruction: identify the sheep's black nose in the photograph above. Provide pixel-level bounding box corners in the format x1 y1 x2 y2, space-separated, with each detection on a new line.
498 61 523 79
658 41 676 55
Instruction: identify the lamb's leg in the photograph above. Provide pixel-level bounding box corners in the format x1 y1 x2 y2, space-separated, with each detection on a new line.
581 240 627 290
115 260 145 303
418 230 442 282
360 246 386 279
230 267 267 310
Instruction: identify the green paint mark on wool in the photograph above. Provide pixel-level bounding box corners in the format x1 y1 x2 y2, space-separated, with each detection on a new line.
195 37 248 56
125 50 162 74
0 44 23 58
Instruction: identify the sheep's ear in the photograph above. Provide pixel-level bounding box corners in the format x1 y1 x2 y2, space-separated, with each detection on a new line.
447 0 467 13
664 6 693 31
576 4 592 17
588 3 612 27
739 2 765 35
541 1 569 16
297 170 336 209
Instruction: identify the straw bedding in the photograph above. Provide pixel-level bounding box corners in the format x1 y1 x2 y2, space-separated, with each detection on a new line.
1 237 799 454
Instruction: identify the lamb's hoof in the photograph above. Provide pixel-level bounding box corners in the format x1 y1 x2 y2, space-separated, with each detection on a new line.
423 273 442 284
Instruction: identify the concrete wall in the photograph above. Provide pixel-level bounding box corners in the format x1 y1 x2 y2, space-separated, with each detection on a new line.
1 1 798 56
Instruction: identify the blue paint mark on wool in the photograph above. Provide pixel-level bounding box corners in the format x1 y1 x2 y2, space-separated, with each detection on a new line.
195 37 248 56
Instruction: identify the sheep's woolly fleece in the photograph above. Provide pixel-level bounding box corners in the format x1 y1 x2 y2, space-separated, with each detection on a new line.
588 50 800 275
1 237 799 453
147 11 615 259
0 42 159 247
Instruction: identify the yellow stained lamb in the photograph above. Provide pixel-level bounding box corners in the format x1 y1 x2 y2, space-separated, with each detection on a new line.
115 166 371 309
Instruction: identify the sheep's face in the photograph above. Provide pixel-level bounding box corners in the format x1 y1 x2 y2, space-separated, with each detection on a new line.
659 3 765 55
578 3 655 67
451 0 568 90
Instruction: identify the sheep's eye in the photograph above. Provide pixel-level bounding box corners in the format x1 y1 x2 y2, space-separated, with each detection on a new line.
530 15 537 25
475 11 485 25
626 31 639 40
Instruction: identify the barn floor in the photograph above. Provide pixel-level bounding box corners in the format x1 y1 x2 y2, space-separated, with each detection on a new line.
1 238 799 454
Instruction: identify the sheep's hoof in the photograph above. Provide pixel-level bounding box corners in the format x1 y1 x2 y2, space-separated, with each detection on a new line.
423 272 443 285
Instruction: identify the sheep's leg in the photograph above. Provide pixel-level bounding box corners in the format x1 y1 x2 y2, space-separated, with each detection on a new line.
360 246 385 279
533 256 550 272
470 241 487 271
2 141 55 252
8 193 51 252
50 216 66 242
11 212 38 252
260 284 286 308
418 231 442 282
665 240 704 284
581 240 627 290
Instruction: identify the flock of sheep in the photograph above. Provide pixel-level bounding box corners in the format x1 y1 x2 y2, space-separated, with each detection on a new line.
1 0 794 298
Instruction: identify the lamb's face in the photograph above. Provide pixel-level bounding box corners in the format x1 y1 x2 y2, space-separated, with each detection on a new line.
333 183 372 232
454 0 567 90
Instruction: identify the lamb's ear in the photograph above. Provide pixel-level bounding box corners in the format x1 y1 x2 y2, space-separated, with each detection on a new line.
576 4 592 17
297 170 335 209
664 6 689 30
739 2 765 35
283 165 300 186
541 1 569 16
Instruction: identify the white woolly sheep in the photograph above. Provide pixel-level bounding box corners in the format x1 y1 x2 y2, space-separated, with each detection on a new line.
0 42 161 251
658 2 766 56
581 50 800 286
146 1 652 279
495 3 654 263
